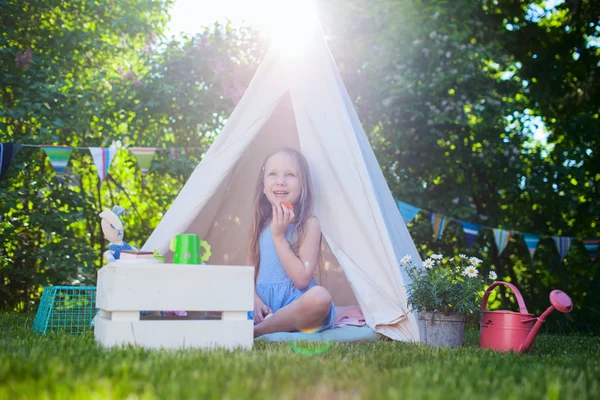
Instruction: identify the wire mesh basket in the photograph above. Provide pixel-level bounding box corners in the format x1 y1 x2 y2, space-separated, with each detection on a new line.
32 286 97 334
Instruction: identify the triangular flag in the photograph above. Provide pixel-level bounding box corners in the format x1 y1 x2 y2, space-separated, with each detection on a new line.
397 201 420 224
583 238 599 262
89 147 117 184
430 213 450 240
523 233 541 259
460 221 480 248
552 236 573 261
0 143 22 181
493 228 513 256
129 147 156 178
41 146 73 182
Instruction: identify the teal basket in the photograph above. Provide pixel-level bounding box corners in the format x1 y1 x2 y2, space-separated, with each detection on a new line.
32 286 97 334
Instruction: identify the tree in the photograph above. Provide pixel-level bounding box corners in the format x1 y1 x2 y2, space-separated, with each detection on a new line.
1 5 269 310
1 0 597 332
319 0 598 331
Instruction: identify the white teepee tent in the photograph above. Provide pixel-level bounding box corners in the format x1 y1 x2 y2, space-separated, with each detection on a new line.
142 24 423 342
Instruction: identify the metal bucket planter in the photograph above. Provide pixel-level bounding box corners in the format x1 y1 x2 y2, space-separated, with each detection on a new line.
418 311 466 348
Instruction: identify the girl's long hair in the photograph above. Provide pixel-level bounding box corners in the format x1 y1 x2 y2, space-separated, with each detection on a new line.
247 148 315 275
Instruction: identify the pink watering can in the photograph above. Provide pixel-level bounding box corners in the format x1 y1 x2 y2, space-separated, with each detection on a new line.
480 281 573 354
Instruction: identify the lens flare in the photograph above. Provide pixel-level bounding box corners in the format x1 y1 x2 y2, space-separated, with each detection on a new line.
289 339 332 355
298 326 321 334
289 324 333 354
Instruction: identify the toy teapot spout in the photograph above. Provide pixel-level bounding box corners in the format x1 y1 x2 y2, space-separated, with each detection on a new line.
519 290 573 353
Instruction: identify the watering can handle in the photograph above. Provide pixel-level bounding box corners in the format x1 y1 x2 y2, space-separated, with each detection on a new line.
481 281 529 315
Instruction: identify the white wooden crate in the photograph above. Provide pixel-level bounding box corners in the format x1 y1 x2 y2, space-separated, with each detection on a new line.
94 261 254 350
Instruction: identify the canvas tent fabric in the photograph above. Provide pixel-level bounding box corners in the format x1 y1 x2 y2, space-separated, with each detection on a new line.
142 25 423 342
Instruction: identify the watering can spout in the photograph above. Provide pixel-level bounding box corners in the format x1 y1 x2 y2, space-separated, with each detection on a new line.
519 290 572 354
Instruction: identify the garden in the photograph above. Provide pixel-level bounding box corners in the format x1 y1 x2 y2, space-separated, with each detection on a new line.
1 0 599 398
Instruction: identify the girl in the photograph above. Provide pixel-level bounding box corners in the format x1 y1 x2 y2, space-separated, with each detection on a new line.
247 148 335 338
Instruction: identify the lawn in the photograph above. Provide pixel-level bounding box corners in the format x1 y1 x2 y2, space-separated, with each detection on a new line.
1 314 598 399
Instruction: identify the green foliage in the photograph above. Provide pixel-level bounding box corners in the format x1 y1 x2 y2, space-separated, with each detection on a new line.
0 0 174 311
402 254 493 315
0 1 268 311
0 0 598 335
1 314 600 399
319 0 599 333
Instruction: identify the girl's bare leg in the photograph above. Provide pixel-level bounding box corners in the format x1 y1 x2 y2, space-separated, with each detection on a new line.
253 286 332 338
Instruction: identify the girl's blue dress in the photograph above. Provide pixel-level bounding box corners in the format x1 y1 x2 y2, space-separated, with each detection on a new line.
249 224 335 332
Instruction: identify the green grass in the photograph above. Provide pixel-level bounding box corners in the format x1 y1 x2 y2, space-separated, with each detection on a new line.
1 314 598 399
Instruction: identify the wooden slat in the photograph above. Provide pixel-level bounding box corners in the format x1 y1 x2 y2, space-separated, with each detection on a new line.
94 316 253 350
96 263 254 312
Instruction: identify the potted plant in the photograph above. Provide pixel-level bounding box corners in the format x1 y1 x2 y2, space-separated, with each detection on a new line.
400 254 496 348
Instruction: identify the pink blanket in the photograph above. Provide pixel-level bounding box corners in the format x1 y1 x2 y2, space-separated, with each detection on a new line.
334 306 366 328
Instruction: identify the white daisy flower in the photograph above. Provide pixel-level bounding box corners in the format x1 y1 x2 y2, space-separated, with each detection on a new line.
459 254 467 259
469 257 482 266
449 257 455 262
431 254 443 260
463 266 479 277
401 255 412 263
422 258 434 269
489 271 497 280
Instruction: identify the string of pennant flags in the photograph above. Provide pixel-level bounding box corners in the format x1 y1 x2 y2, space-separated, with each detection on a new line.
398 201 599 263
0 143 196 183
1 143 598 262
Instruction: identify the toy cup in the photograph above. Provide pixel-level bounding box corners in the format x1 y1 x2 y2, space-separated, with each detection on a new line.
170 234 211 264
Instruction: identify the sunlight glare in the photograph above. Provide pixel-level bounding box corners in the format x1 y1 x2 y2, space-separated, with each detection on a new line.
265 0 318 52
168 0 318 52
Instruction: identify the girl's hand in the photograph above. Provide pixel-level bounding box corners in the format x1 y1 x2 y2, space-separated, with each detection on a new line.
254 297 272 324
270 203 295 239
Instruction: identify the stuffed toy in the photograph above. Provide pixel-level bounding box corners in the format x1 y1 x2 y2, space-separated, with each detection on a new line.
99 205 137 262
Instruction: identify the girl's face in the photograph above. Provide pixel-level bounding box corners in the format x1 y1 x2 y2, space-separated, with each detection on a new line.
263 152 302 206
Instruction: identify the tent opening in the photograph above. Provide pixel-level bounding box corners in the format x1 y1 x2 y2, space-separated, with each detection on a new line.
174 92 357 307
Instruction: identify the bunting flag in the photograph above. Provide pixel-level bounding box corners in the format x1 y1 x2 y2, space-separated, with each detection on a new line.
89 147 117 184
460 221 481 248
129 147 156 178
430 213 450 240
493 228 513 256
3 143 600 261
397 201 420 224
583 238 599 262
41 146 73 182
523 233 541 259
553 236 573 261
0 143 22 181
